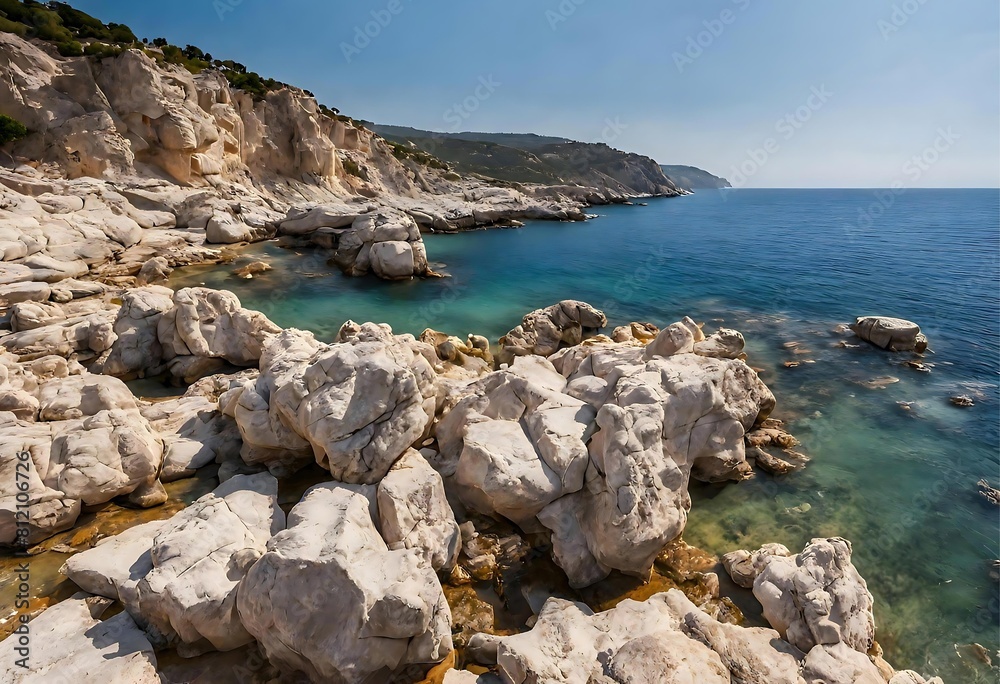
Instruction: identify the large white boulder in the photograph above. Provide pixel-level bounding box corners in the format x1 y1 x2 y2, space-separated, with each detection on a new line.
45 409 163 506
752 537 876 655
377 449 462 572
132 473 285 653
237 482 452 683
226 323 438 483
157 287 281 369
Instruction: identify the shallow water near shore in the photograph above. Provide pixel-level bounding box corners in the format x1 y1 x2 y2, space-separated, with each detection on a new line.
171 188 998 679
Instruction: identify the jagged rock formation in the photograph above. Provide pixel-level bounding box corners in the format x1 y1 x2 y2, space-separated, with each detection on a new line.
0 284 939 682
451 539 941 684
238 481 453 683
497 300 608 365
438 309 774 588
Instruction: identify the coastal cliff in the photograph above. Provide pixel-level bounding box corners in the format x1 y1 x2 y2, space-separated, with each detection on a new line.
660 164 733 190
0 3 949 683
373 124 685 201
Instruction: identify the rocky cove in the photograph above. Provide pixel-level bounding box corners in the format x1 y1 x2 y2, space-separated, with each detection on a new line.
0 11 995 684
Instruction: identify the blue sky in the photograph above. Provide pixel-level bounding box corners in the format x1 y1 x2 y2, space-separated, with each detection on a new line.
71 0 999 187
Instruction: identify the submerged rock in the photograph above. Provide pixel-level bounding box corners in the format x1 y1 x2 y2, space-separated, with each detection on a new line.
977 479 1000 506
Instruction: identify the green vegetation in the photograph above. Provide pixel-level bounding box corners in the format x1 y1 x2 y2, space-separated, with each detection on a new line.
55 38 81 55
0 114 28 145
387 140 449 170
0 0 137 44
84 40 121 59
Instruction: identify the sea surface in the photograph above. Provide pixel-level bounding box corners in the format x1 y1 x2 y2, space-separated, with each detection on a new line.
172 188 1000 680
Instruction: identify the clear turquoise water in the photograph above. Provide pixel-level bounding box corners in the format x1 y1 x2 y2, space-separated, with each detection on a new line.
173 189 1000 680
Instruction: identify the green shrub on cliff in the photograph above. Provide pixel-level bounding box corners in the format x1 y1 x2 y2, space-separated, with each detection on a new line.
56 38 82 55
0 16 26 35
0 114 28 145
0 0 138 46
84 41 121 59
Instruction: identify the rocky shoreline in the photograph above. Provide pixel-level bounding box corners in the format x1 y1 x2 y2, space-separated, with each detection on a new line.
0 284 945 682
0 19 956 684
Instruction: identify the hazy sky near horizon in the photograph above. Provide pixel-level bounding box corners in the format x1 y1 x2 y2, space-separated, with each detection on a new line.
71 0 999 188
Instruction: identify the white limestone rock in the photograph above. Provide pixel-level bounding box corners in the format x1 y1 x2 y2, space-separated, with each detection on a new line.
0 420 81 545
490 590 727 684
722 543 793 589
222 329 319 478
752 537 876 655
0 281 51 305
800 643 884 684
0 595 159 684
644 316 703 359
694 328 746 359
253 324 437 483
237 482 452 683
498 300 607 365
37 374 137 421
133 473 285 653
97 286 175 378
377 449 462 572
141 394 242 482
157 287 281 370
61 519 168 599
45 409 163 506
850 316 929 353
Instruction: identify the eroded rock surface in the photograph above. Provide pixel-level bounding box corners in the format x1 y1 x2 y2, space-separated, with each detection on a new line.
237 482 452 683
0 595 160 683
439 314 774 587
850 316 928 353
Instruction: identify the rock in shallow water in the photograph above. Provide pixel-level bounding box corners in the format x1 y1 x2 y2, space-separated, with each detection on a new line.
498 300 607 365
751 537 876 655
850 316 928 353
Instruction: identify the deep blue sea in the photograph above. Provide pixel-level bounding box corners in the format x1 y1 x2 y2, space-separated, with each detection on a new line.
173 188 1000 680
